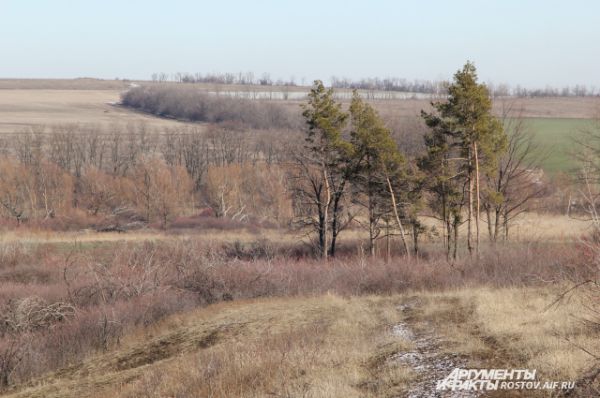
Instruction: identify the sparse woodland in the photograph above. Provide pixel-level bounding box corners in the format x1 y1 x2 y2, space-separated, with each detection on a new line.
0 63 598 396
0 64 557 250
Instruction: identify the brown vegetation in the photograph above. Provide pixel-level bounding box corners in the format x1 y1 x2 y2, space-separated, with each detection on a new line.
121 85 301 130
0 77 598 397
0 237 590 395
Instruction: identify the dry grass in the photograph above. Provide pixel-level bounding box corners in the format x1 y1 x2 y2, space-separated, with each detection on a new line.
5 285 597 397
0 79 130 90
501 213 593 241
0 89 195 133
4 295 414 398
0 228 297 246
0 210 589 247
416 286 600 395
466 287 598 382
421 212 592 243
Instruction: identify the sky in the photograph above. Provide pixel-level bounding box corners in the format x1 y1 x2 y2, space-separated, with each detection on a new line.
1 0 599 88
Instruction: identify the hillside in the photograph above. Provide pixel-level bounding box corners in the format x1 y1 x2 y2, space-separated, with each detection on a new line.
3 287 595 398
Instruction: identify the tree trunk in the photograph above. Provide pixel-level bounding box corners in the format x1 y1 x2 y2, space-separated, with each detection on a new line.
486 206 493 242
467 147 473 256
369 223 376 257
446 218 452 261
385 175 411 259
503 208 509 240
442 190 450 260
474 142 481 256
329 192 343 258
412 222 419 256
453 215 459 260
330 228 338 257
322 167 331 260
494 208 501 242
318 211 325 255
385 219 391 263
368 190 376 257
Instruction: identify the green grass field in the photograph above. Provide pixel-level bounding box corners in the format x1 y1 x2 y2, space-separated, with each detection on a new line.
518 117 592 174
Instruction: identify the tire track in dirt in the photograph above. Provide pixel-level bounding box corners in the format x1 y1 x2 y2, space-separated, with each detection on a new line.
390 299 481 398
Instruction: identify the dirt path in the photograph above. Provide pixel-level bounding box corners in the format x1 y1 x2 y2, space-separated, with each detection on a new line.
390 299 481 398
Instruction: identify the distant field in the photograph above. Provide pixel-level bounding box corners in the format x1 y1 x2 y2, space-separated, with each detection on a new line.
0 88 196 133
0 80 598 175
0 78 130 90
521 117 592 174
1 79 599 118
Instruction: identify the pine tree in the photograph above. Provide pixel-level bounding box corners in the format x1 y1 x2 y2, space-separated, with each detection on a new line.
421 62 507 257
349 91 411 257
419 111 464 259
294 80 351 259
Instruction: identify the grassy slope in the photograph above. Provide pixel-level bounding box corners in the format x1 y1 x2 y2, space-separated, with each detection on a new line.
5 296 414 398
4 287 596 398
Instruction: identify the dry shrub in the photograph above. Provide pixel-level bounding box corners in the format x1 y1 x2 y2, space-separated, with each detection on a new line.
0 282 66 305
0 243 33 270
0 238 587 390
0 296 74 334
115 239 586 302
0 335 29 388
165 212 276 232
64 243 177 306
0 265 52 284
168 214 248 230
6 292 197 386
26 210 105 232
223 239 276 261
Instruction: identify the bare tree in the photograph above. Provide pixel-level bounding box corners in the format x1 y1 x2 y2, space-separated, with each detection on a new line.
0 159 34 224
483 102 547 241
131 157 193 227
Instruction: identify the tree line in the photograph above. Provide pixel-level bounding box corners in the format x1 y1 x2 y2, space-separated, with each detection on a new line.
151 71 299 86
150 70 600 98
333 76 600 98
121 85 301 130
0 124 293 229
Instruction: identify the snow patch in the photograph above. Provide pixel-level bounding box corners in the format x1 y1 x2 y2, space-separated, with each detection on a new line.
391 322 414 340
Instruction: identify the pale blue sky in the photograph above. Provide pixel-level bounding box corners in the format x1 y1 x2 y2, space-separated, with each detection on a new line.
1 0 599 87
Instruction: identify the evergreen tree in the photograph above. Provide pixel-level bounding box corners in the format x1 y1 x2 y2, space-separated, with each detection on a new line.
419 112 464 259
421 62 507 256
293 80 351 259
349 92 412 257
